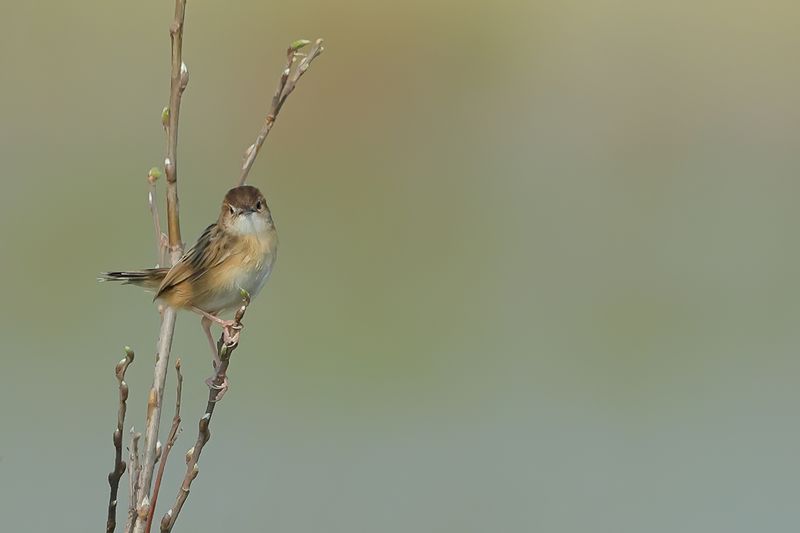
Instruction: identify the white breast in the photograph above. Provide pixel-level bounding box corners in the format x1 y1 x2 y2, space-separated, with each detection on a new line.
236 251 275 298
199 218 278 315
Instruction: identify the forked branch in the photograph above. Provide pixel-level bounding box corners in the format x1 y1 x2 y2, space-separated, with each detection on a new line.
238 38 324 186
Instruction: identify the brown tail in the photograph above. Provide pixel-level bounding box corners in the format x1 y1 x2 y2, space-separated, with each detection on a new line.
99 268 169 291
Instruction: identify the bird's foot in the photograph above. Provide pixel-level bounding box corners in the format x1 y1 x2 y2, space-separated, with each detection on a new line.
205 373 230 401
222 320 243 347
193 308 243 346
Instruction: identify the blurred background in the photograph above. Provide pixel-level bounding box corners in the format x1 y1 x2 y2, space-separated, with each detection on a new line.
1 1 799 531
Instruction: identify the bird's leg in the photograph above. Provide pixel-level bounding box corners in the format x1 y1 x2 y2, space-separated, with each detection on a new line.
199 315 230 396
200 316 220 368
191 307 243 346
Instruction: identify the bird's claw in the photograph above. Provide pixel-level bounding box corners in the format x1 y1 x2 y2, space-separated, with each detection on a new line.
222 321 243 347
205 374 230 401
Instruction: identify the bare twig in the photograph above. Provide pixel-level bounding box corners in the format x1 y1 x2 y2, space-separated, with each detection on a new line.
145 359 184 533
125 430 142 533
146 167 167 267
134 2 188 532
238 38 324 186
160 296 250 533
163 1 188 251
107 347 135 533
136 313 177 520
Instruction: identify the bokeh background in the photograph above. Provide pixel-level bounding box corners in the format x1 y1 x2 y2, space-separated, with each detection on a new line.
1 1 799 531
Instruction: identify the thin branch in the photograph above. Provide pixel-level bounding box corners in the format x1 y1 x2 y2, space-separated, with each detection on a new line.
134 2 188 532
160 296 250 533
163 0 188 251
107 347 135 533
238 38 324 186
147 167 167 267
125 430 142 533
145 359 184 533
135 310 177 533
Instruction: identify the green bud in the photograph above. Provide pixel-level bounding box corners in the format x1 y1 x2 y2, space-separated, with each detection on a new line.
146 167 161 185
290 39 311 52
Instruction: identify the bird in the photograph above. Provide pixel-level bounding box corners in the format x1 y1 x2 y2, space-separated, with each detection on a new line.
101 185 278 387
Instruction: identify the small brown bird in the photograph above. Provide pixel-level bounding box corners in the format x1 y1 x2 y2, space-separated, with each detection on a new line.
101 185 278 377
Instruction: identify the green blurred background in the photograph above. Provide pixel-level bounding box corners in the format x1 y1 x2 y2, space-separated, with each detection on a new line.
1 1 799 531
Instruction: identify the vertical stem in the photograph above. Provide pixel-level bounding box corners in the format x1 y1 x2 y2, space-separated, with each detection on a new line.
107 348 134 532
164 0 187 251
133 2 188 531
136 309 178 503
145 359 184 533
125 431 142 533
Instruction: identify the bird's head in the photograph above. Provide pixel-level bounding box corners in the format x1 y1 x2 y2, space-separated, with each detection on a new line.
219 185 273 235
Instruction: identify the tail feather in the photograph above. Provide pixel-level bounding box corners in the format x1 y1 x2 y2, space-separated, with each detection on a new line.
99 268 169 291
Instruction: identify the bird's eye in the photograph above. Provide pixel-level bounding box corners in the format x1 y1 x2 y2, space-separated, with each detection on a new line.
228 205 236 215
256 200 263 211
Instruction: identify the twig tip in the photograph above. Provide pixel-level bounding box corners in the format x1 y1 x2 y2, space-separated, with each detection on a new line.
289 39 312 52
239 288 251 304
147 167 162 185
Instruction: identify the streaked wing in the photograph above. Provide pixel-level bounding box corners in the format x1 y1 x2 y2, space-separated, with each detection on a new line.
155 223 231 300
